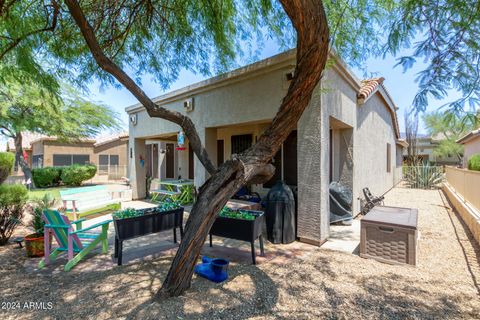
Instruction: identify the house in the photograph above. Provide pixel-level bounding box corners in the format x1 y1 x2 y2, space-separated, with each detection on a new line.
7 133 129 179
125 50 406 245
402 134 460 166
457 129 480 168
5 132 44 171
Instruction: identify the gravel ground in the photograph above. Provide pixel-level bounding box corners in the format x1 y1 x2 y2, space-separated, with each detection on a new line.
1 187 479 319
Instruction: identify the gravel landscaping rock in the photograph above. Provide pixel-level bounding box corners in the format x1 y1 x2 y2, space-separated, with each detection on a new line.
0 187 479 319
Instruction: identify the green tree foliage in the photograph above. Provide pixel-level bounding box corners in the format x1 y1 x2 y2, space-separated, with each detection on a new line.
0 184 28 245
423 111 478 161
386 0 480 114
468 154 480 171
0 68 120 182
0 152 14 184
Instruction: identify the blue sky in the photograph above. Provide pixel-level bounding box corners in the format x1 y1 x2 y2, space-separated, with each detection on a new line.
86 41 457 136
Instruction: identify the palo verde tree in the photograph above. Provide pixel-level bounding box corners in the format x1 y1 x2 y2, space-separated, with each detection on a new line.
1 0 479 297
423 111 479 162
0 69 120 183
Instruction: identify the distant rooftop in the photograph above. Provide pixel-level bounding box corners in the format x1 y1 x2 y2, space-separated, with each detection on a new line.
7 132 128 150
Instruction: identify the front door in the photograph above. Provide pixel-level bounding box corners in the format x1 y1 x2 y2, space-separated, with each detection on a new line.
166 143 175 179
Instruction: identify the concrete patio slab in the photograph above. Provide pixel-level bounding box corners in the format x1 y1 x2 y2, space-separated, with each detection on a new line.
322 219 361 254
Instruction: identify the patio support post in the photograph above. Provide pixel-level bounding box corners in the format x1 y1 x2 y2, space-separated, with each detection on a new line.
130 138 147 199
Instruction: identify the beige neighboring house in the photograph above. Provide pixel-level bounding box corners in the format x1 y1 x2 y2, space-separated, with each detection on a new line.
8 133 129 180
457 129 480 168
125 49 406 246
402 134 460 166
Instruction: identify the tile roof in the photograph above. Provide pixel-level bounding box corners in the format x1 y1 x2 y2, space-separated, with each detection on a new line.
7 132 128 150
94 132 129 147
7 132 47 150
456 129 480 144
357 77 385 102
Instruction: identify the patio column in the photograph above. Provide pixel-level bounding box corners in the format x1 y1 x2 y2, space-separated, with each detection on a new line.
297 92 329 245
130 137 147 199
193 128 217 187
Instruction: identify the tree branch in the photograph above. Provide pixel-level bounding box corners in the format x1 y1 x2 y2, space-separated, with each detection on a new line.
0 0 59 60
64 0 216 175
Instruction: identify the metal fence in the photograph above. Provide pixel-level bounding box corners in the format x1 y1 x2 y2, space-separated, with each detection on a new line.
402 165 445 189
445 166 480 212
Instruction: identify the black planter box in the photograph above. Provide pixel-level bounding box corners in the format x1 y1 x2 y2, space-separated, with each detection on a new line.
113 207 184 265
209 211 265 264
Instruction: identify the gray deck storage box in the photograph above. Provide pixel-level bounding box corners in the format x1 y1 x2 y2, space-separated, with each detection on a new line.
360 206 418 266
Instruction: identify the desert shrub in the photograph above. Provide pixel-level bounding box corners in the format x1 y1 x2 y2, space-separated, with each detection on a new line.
467 154 480 171
0 152 15 185
61 164 97 186
404 164 444 189
32 167 63 188
0 184 28 245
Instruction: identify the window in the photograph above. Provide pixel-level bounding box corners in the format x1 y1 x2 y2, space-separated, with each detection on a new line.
53 154 90 166
98 154 119 173
32 155 43 168
386 143 391 173
53 154 72 166
231 134 253 154
73 155 90 165
99 154 109 166
110 155 119 166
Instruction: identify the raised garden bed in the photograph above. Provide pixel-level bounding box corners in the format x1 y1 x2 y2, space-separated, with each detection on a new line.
113 203 184 265
209 208 265 264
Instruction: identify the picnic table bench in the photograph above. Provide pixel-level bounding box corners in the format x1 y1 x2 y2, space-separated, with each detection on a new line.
60 185 124 221
150 179 194 204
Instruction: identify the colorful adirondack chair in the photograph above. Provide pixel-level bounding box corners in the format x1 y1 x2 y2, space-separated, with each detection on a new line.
38 210 111 271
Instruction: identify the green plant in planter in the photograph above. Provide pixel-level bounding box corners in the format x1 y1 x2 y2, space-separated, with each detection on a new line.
219 207 257 220
30 193 57 236
24 193 57 257
113 201 181 220
113 208 138 220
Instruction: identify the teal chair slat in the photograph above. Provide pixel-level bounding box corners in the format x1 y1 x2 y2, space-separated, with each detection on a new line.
43 210 82 251
77 233 99 239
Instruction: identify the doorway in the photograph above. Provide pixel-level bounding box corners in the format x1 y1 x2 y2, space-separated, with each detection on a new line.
166 143 175 179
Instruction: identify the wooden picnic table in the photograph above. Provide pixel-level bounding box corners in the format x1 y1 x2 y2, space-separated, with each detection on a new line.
150 179 195 205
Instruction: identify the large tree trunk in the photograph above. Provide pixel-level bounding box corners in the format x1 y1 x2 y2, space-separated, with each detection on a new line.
159 0 330 297
13 133 32 185
65 0 329 298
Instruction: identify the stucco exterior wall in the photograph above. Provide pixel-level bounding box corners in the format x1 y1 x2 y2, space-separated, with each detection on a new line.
42 141 95 167
93 138 128 166
126 51 401 243
353 93 398 213
31 141 44 156
463 136 480 168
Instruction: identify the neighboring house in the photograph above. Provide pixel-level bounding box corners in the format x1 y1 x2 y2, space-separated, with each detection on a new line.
401 134 460 166
125 50 406 245
6 132 45 173
7 133 129 179
457 129 480 168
